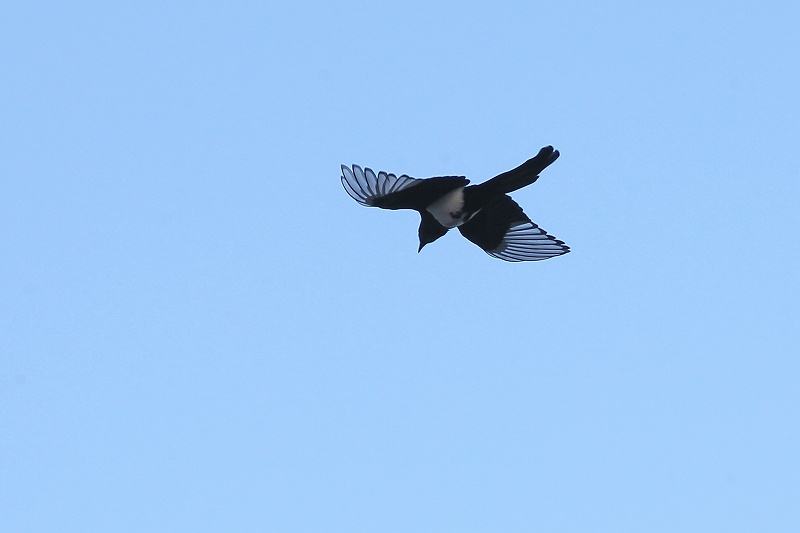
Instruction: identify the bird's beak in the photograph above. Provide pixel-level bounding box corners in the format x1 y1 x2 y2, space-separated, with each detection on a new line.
418 242 425 253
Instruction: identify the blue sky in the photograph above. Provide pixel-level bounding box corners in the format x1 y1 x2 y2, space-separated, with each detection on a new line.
2 1 798 531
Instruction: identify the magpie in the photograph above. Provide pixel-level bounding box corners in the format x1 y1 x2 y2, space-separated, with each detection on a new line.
341 145 570 262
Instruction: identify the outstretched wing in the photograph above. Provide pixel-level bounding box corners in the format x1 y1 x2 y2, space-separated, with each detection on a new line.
484 221 570 262
458 195 569 262
341 164 423 208
341 164 469 211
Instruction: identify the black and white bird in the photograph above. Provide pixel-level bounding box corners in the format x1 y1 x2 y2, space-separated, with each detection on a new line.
341 145 570 262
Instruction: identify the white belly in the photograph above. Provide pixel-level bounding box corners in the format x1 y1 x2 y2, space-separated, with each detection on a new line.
426 187 468 228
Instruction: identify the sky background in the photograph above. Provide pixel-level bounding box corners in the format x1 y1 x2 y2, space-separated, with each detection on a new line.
2 1 799 531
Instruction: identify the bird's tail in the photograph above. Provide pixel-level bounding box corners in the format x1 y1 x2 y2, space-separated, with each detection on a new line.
481 145 560 194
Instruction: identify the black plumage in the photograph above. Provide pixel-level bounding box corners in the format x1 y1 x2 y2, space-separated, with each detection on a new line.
341 145 569 262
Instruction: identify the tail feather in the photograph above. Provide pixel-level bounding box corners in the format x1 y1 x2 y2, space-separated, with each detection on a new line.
483 145 560 194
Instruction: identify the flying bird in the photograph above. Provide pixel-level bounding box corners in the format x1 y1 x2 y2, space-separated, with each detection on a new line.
341 145 569 262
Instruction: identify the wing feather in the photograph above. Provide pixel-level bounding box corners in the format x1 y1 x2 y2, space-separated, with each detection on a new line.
458 195 569 262
341 164 423 208
341 164 469 211
486 221 569 262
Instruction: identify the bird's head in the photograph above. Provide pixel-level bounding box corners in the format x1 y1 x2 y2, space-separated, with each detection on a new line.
418 213 448 253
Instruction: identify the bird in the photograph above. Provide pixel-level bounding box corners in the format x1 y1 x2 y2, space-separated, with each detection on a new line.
340 145 570 262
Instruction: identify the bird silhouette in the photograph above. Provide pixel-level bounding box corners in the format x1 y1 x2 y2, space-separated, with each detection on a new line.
341 145 569 262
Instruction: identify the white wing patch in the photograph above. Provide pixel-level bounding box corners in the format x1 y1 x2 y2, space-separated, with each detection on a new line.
487 221 570 262
341 164 422 207
425 187 467 228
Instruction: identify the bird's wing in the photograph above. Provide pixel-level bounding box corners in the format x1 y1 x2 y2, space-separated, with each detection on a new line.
341 164 422 207
341 164 469 211
458 195 569 262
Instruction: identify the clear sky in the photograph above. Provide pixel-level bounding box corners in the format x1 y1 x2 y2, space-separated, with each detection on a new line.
2 1 798 531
